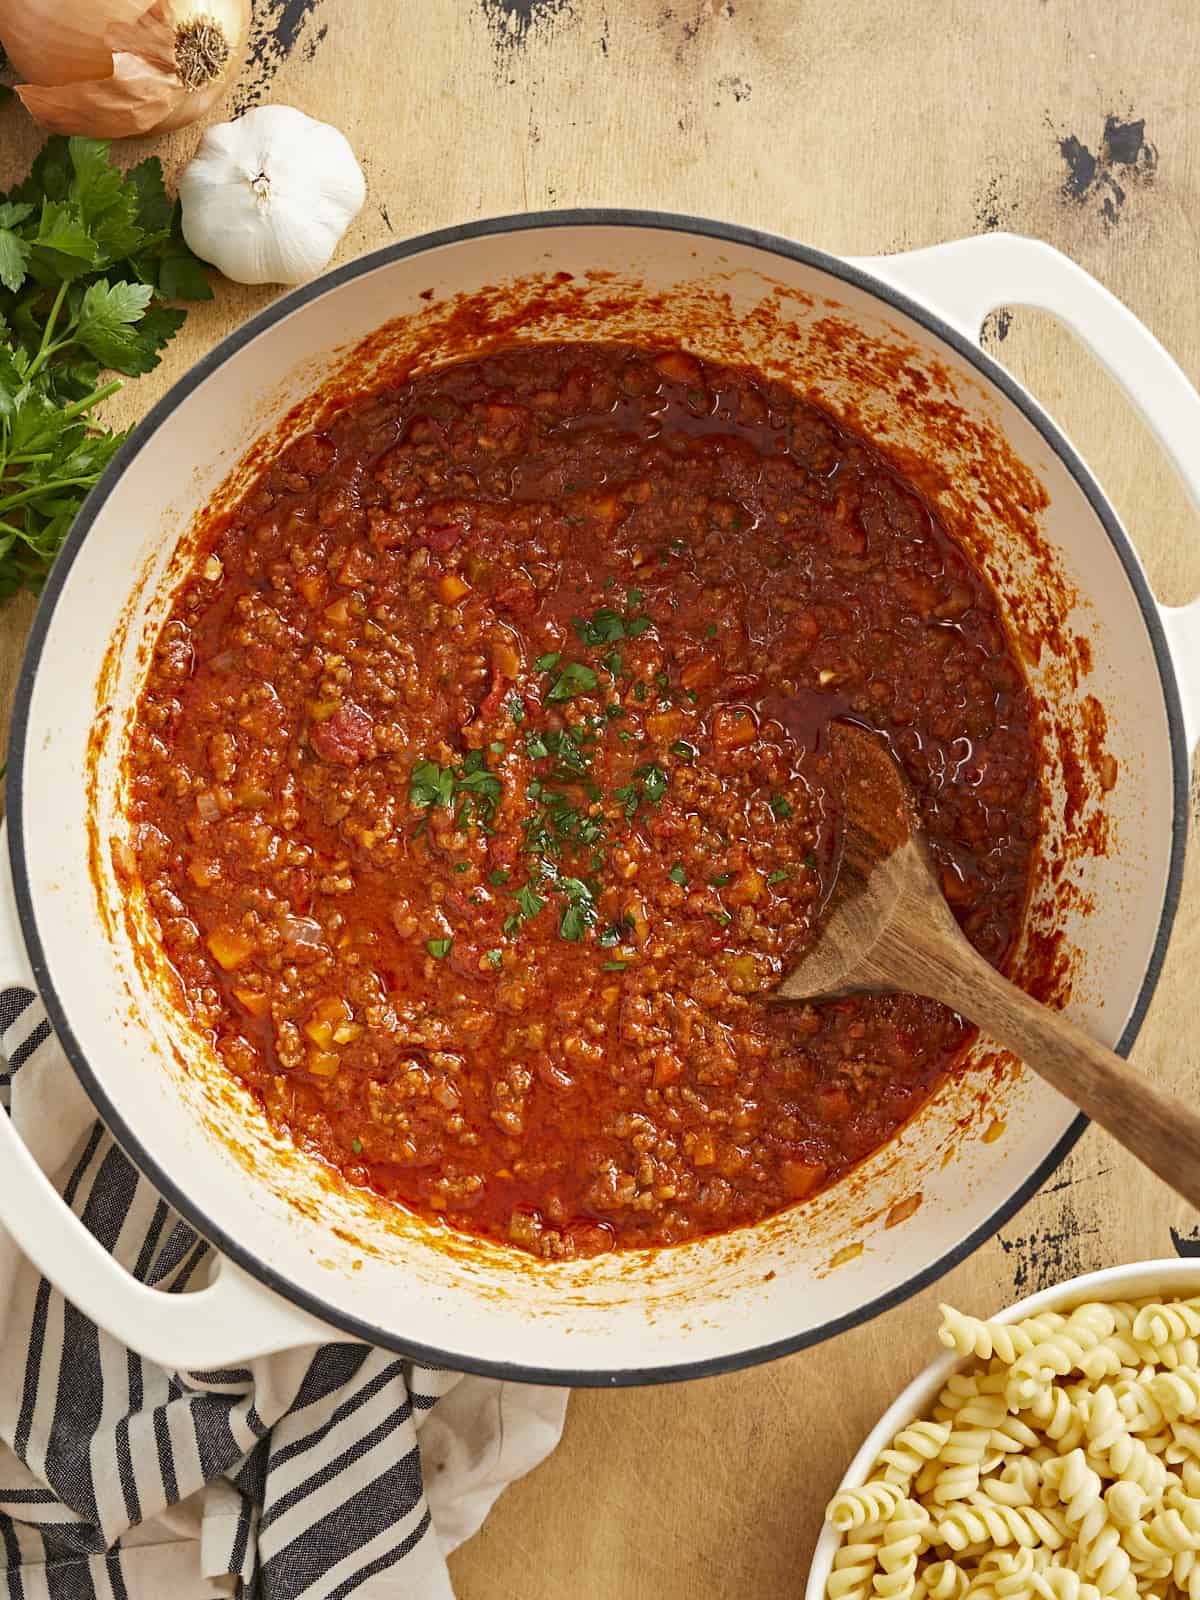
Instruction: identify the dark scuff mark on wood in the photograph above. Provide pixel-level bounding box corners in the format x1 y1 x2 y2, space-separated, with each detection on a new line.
232 0 328 112
982 309 1013 347
717 73 751 103
998 1173 1100 1294
1052 112 1157 229
1171 1226 1200 1257
378 205 394 233
479 0 574 58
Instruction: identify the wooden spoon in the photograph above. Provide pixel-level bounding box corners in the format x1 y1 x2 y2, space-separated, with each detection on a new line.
776 721 1200 1210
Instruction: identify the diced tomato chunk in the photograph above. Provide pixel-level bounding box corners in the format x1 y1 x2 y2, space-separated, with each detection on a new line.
309 702 375 767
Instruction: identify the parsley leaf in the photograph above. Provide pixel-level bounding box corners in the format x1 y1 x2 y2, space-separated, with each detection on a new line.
0 137 210 598
545 661 598 702
769 794 792 819
668 863 687 886
426 937 453 959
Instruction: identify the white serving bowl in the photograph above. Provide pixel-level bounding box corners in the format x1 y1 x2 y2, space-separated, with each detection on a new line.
805 1257 1200 1600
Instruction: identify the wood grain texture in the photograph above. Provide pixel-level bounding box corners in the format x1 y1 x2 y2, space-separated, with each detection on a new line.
3 2 1199 1595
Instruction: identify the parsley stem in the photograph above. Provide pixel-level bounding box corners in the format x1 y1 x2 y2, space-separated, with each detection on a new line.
0 476 105 514
56 378 122 422
28 282 69 379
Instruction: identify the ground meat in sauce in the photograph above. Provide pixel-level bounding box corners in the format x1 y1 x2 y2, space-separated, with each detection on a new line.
126 341 1041 1260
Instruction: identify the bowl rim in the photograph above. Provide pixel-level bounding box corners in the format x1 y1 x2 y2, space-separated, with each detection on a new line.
5 208 1190 1386
803 1256 1200 1599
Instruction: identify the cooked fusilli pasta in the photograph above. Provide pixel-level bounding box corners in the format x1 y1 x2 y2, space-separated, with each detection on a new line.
823 1295 1200 1600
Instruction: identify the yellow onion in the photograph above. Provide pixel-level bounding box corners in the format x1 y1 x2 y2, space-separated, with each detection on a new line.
0 0 250 137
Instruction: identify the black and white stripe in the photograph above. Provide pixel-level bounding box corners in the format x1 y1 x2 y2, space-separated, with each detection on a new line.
0 986 562 1597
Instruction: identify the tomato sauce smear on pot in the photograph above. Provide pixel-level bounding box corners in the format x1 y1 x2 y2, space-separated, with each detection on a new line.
126 341 1041 1260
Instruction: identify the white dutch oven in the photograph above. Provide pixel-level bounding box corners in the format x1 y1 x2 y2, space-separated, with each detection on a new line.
0 215 1198 1385
804 1258 1200 1599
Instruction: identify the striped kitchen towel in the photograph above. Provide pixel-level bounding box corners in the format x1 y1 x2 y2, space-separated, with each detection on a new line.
0 986 567 1599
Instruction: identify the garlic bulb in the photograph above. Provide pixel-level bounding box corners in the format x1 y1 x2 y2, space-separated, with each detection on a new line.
179 106 367 287
0 0 249 138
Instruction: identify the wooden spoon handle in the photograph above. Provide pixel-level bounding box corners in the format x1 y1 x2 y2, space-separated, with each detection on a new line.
898 934 1200 1213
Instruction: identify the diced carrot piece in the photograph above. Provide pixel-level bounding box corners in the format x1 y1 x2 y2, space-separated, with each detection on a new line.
305 996 352 1048
491 638 522 677
723 952 758 986
712 707 756 750
233 987 271 1018
438 573 471 604
324 596 350 624
653 1052 683 1087
780 1160 828 1201
691 1132 716 1166
206 927 255 971
187 859 219 888
726 868 765 906
296 573 324 606
645 710 684 743
680 655 720 691
308 1051 340 1077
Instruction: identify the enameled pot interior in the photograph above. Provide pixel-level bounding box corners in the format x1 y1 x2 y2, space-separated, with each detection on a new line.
11 219 1180 1380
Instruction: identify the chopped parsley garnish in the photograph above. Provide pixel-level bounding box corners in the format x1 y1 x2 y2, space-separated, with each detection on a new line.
572 606 625 644
506 695 526 723
637 762 668 805
654 671 669 693
351 1138 363 1154
523 788 606 855
524 732 549 759
411 751 501 831
602 960 630 972
486 948 503 970
627 587 643 606
545 661 599 703
453 861 470 873
709 872 732 887
711 911 732 927
767 867 792 885
426 937 453 959
769 794 792 819
669 739 696 762
535 651 561 672
514 882 547 921
633 680 648 701
558 876 599 941
572 603 653 648
705 622 717 638
668 862 687 886
488 867 512 885
804 851 818 869
604 648 623 678
489 741 505 754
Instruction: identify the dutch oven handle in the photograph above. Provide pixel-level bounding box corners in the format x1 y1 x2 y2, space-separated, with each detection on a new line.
0 826 333 1368
849 233 1200 758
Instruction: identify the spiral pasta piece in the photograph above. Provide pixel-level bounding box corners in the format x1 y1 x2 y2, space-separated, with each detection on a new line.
874 1501 931 1600
1030 1566 1103 1600
1043 1450 1103 1526
830 1482 909 1532
1133 1305 1200 1347
1153 1371 1200 1424
936 1500 1070 1554
921 1560 970 1600
939 1310 1069 1366
831 1539 882 1600
881 1422 955 1488
1008 1309 1120 1403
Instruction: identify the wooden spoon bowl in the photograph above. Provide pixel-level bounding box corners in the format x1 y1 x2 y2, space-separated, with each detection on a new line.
776 721 1200 1211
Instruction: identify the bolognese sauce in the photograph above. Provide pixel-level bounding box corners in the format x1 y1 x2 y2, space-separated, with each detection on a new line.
126 342 1040 1258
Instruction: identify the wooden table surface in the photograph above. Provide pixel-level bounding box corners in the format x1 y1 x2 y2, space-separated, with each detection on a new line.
4 2 1200 1594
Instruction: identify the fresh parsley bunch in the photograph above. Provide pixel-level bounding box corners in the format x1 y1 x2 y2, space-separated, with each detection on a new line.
0 135 212 599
